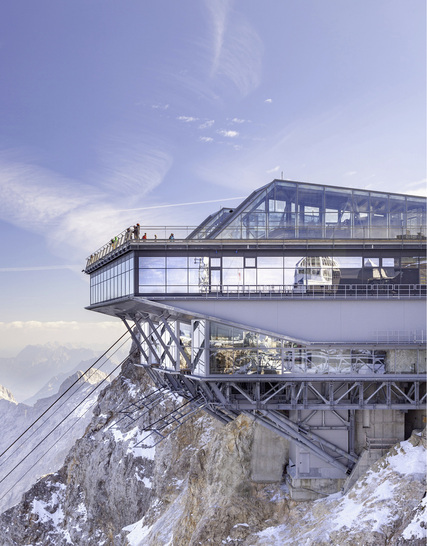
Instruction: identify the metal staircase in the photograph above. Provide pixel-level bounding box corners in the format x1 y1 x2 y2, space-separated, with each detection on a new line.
135 396 207 449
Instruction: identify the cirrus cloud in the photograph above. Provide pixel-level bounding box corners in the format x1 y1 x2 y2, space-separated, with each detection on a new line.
217 130 239 138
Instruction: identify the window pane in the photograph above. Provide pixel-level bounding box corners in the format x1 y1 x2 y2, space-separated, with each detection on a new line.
139 269 165 285
244 269 256 286
167 257 187 268
139 285 165 293
223 256 243 268
167 269 188 285
139 257 166 268
210 323 234 344
258 269 283 284
223 269 243 285
257 256 283 268
189 256 209 269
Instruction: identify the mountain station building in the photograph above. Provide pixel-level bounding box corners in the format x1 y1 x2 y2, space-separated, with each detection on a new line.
84 179 426 499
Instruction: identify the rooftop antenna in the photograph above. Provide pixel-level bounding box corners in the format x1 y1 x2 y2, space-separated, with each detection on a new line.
281 171 284 179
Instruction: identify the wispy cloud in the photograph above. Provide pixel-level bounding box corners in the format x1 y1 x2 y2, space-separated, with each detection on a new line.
403 178 427 195
264 98 272 103
200 136 214 143
115 196 245 213
0 265 81 273
177 116 199 123
0 140 172 260
94 139 172 198
217 130 239 138
266 166 280 174
0 320 119 330
199 120 215 129
231 118 247 124
151 103 169 110
205 0 263 96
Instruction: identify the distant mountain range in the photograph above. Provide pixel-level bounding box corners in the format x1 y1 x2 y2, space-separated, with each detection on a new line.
0 343 122 402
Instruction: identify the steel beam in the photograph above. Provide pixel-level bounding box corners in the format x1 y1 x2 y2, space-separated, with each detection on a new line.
158 316 192 368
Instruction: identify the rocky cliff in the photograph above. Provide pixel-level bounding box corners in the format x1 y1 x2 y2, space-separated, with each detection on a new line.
0 352 425 545
0 368 109 514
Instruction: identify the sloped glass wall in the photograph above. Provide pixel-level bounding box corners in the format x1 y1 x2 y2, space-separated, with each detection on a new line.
206 181 426 240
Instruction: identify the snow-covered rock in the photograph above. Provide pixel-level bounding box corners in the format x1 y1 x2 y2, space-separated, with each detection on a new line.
0 385 16 404
0 347 425 545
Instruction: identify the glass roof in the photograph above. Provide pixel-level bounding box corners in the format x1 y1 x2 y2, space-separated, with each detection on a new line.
188 180 426 241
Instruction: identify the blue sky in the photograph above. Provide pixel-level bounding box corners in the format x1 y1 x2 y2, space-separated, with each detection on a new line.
0 0 425 356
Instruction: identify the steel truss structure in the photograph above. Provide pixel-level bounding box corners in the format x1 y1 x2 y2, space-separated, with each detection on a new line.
120 313 426 473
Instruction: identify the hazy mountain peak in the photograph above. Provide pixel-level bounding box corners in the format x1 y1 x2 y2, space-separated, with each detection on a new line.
0 384 16 404
57 369 108 396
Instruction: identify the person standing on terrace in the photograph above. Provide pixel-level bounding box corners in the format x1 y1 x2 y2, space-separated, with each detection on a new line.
169 233 174 241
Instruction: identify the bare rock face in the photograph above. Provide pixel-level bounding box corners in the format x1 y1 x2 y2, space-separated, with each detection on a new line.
130 414 289 546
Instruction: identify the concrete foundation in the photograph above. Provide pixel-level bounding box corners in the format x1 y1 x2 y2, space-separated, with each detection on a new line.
354 409 405 454
251 423 288 482
286 473 346 501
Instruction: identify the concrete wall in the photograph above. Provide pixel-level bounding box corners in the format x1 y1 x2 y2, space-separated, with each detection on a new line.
354 409 405 454
163 299 426 343
288 409 349 480
251 423 288 482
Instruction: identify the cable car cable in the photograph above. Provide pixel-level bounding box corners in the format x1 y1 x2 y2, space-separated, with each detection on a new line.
0 333 131 469
0 356 129 503
0 331 129 462
0 353 128 491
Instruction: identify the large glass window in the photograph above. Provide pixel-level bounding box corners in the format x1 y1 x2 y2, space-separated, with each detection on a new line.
90 255 134 304
407 197 426 235
297 185 323 238
389 195 405 238
134 247 425 296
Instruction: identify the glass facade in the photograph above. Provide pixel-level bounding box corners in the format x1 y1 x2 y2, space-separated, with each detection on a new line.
206 321 388 375
190 181 426 240
90 255 134 304
139 256 209 294
135 251 425 295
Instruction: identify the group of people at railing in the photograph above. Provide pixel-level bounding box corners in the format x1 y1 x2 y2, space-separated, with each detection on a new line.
86 225 177 266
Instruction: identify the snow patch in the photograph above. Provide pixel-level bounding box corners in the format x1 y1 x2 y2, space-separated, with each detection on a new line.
109 424 156 459
387 439 426 477
123 517 153 545
32 495 64 527
402 496 427 540
123 378 139 398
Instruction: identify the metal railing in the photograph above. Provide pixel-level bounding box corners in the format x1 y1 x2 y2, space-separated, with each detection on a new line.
85 227 197 268
366 437 399 450
85 224 427 269
153 283 426 300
